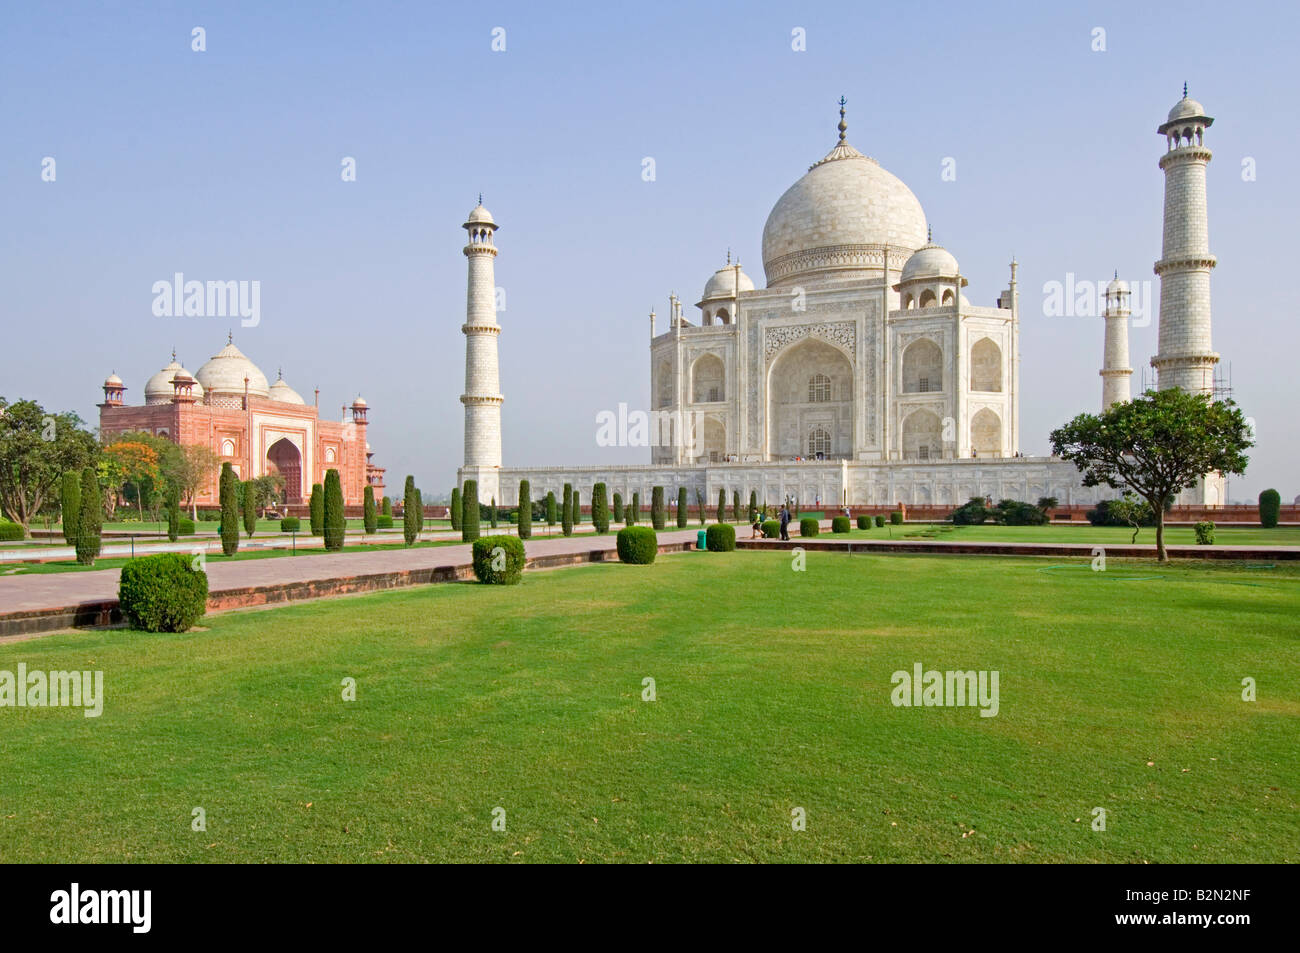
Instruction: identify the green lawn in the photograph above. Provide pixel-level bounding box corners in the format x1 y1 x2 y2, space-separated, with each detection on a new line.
1 549 1295 863
838 523 1300 547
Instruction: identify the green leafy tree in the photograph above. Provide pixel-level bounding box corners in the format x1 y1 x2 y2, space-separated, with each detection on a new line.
363 485 377 534
592 482 609 533
651 486 665 529
677 487 688 527
402 475 419 545
309 483 324 535
323 469 345 551
1050 389 1251 561
60 470 81 545
242 479 258 537
74 467 102 565
450 486 462 531
219 462 239 556
1108 493 1154 544
0 398 98 535
248 471 285 517
1036 496 1059 515
175 443 220 520
462 479 480 542
1258 488 1281 528
561 483 573 536
518 479 532 540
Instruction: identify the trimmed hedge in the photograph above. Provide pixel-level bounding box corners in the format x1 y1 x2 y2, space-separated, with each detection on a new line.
799 517 819 537
592 482 609 533
705 523 736 552
651 486 665 529
761 519 780 539
518 479 532 540
323 469 345 551
177 518 196 536
309 483 324 535
450 487 462 531
748 490 758 524
363 485 377 534
832 516 850 533
1259 488 1281 528
219 462 239 556
462 479 480 542
165 483 180 542
613 492 623 523
616 526 657 564
60 470 80 545
856 515 870 530
242 479 257 537
1195 521 1216 545
0 521 23 542
471 535 526 585
376 514 393 529
561 483 573 536
403 475 420 545
889 511 903 525
874 515 886 527
677 487 688 528
118 552 208 633
280 516 301 532
75 467 101 565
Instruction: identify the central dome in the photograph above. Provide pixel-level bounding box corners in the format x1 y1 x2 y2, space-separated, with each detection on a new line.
761 135 927 288
195 340 270 399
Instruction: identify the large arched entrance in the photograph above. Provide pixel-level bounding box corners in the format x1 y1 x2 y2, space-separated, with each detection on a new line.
767 338 853 459
267 438 303 503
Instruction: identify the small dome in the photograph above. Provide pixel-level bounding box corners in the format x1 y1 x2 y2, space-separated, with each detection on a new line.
144 357 204 404
351 395 367 408
1106 276 1129 295
195 340 270 399
900 241 962 283
466 203 495 226
268 377 305 405
701 263 755 300
1167 96 1206 123
104 373 123 387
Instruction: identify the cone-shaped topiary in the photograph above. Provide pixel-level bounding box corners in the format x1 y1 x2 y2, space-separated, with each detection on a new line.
613 492 623 523
323 469 345 551
629 491 640 525
546 491 557 527
450 487 462 531
382 495 392 517
490 497 498 529
74 467 101 565
561 483 573 536
572 489 580 525
242 479 257 537
717 489 726 523
363 485 377 534
462 479 480 542
677 487 688 527
61 470 81 545
518 479 532 540
1259 488 1281 528
220 462 240 556
732 491 741 522
748 490 757 523
592 482 609 533
309 483 324 536
403 475 419 545
651 486 665 529
165 482 180 542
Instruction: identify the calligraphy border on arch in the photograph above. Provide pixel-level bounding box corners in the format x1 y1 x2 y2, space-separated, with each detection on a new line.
763 322 856 365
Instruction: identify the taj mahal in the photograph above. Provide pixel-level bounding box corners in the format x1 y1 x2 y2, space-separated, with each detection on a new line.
460 90 1225 510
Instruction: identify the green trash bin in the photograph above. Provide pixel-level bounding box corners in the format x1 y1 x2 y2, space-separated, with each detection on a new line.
697 529 707 551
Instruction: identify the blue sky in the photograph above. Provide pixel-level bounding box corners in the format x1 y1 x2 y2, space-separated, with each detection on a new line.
3 1 1296 502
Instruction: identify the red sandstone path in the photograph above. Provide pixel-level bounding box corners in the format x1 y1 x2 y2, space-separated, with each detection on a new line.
0 528 710 615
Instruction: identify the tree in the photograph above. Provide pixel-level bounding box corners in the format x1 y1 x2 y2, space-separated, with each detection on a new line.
651 486 665 529
60 470 81 545
248 471 285 517
518 479 532 540
572 489 580 525
1050 389 1251 562
382 495 392 517
363 485 377 534
613 492 623 523
74 467 101 565
403 475 419 545
1108 493 1153 544
323 469 345 551
733 490 741 523
462 479 480 542
592 482 609 533
748 490 758 523
175 444 220 520
165 481 181 542
677 487 689 527
1259 489 1281 528
219 462 239 556
546 491 557 529
561 483 573 536
695 488 706 525
450 486 462 531
490 496 498 529
1036 496 1059 515
0 398 97 535
717 488 726 523
241 479 258 537
309 483 324 535
102 440 160 522
629 491 640 525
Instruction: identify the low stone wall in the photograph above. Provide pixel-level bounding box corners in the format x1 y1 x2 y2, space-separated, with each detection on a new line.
738 538 1300 560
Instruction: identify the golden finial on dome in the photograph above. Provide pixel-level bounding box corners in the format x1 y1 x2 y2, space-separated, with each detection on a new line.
837 96 847 143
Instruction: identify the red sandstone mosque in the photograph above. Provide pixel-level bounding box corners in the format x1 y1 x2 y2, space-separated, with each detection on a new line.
98 336 384 507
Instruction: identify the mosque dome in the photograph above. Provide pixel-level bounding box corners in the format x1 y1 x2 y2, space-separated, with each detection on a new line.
762 103 927 288
466 203 495 226
103 373 123 387
352 395 367 407
1167 95 1207 123
267 371 305 405
900 239 965 285
1106 276 1129 295
144 354 204 405
195 339 270 399
701 262 755 300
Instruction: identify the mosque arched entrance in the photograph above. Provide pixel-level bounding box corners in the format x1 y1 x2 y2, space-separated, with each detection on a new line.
766 338 853 460
267 438 303 504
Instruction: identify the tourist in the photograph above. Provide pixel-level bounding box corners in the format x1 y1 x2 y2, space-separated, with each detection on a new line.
779 504 790 541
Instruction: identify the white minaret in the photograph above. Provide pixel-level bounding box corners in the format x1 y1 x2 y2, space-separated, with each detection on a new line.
1152 85 1218 394
459 199 502 504
1100 273 1133 409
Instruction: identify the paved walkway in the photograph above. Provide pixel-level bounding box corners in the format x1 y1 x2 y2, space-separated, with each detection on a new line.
0 527 708 615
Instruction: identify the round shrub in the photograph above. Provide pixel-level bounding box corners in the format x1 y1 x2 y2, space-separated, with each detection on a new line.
761 519 780 539
471 535 526 585
856 515 870 530
616 526 657 565
1259 488 1281 528
177 518 196 536
832 516 850 533
280 516 301 532
874 515 885 527
0 521 23 542
118 553 208 633
705 523 736 552
1194 520 1215 545
376 514 393 529
889 511 903 525
799 517 819 537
